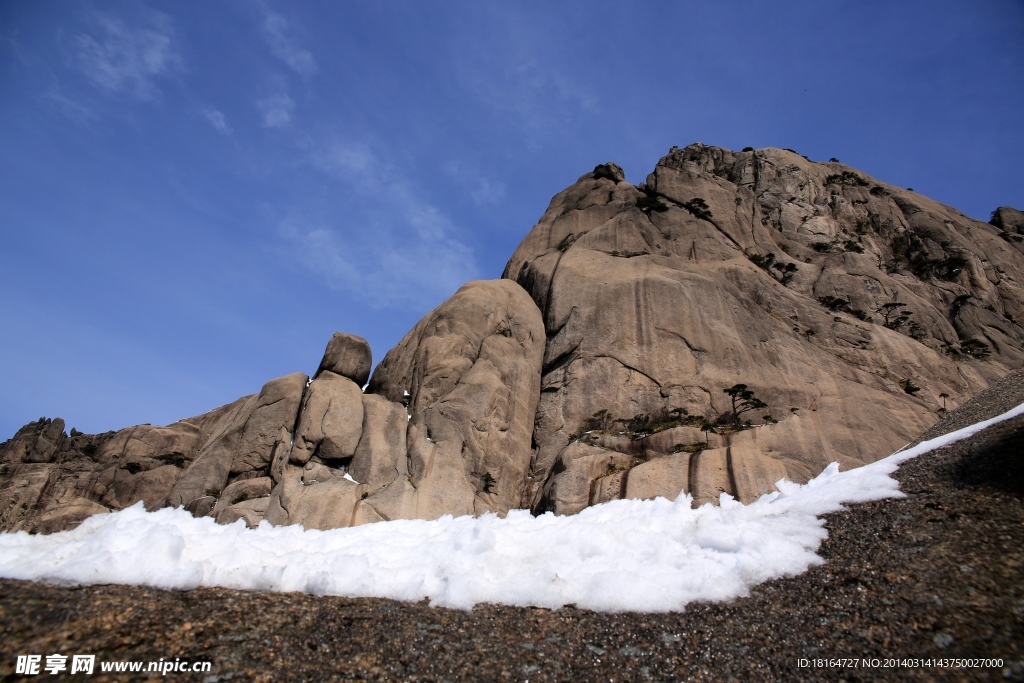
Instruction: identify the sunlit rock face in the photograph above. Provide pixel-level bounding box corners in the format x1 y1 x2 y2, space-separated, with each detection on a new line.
504 146 1024 510
3 145 1023 532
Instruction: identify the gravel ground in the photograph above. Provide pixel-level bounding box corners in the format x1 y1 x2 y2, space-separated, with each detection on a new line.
910 370 1024 445
1 373 1022 682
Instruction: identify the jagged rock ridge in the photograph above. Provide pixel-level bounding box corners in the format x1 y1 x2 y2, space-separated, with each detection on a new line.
2 144 1022 532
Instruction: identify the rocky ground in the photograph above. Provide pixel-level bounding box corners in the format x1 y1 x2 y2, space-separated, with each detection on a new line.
1 373 1023 682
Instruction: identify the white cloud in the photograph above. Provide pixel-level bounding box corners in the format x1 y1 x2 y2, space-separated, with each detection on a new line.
257 93 294 128
313 141 375 176
202 107 231 134
260 9 317 77
466 59 596 135
72 11 180 102
42 89 98 124
282 222 475 309
442 161 507 206
282 139 480 308
449 7 597 140
470 177 506 205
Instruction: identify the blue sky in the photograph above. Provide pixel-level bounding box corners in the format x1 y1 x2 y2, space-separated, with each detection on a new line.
2 1 1022 438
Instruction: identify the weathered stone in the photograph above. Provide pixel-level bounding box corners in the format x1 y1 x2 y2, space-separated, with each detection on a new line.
348 394 409 492
212 477 273 518
184 495 217 518
215 497 271 528
316 332 373 386
166 372 307 509
990 206 1024 237
636 427 723 455
290 371 364 466
37 497 109 534
264 464 366 530
366 279 545 520
0 380 302 533
3 145 1024 535
536 443 633 516
505 145 1024 512
592 162 625 183
623 453 691 502
0 464 53 531
1 418 66 464
97 463 181 511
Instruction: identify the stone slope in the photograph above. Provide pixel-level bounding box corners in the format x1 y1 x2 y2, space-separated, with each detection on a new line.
2 144 1022 532
504 146 1024 510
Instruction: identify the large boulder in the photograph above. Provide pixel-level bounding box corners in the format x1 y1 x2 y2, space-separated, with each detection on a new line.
316 332 373 386
348 393 409 492
289 371 364 466
0 397 251 532
2 418 67 464
264 463 372 530
261 281 545 529
366 279 546 518
991 206 1024 238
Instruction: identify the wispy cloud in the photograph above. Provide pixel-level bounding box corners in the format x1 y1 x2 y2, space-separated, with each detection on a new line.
450 7 596 140
71 11 180 102
470 177 506 205
202 107 232 134
260 8 317 77
42 88 99 124
465 59 596 135
257 92 294 128
443 161 507 206
280 140 479 309
281 222 475 309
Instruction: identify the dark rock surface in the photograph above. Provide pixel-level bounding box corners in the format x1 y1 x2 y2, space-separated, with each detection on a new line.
1 374 1021 682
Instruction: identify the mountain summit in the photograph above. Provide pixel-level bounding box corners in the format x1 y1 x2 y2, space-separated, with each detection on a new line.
3 144 1023 532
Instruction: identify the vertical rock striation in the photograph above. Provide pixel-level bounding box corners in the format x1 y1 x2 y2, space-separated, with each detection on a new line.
505 145 1024 510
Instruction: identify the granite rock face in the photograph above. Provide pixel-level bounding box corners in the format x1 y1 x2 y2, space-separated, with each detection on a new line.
505 144 1024 509
365 279 546 517
264 278 545 529
2 144 1023 533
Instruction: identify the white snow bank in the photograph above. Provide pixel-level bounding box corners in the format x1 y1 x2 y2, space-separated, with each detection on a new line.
1 402 1022 612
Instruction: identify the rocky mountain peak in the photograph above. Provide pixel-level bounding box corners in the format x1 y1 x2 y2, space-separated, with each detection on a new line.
502 143 1024 511
3 144 1023 533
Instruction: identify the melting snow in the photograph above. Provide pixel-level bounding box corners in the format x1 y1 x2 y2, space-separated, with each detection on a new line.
1 403 1021 612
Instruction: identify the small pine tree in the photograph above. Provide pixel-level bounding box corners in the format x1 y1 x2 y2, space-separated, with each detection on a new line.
723 384 768 423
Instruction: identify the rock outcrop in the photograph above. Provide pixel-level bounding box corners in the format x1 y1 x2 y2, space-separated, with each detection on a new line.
0 280 544 533
2 144 1023 533
503 145 1024 510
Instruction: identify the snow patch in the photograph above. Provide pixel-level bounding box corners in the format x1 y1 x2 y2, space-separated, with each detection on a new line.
1 403 1021 612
